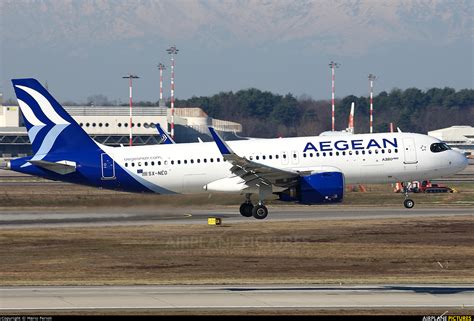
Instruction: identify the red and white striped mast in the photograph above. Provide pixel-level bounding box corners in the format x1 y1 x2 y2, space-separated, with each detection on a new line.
368 73 376 133
329 61 340 131
157 63 166 106
166 45 179 139
122 74 140 146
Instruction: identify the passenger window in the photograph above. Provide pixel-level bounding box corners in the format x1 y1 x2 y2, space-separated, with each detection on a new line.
171 160 174 165
125 163 128 167
158 161 161 165
144 162 148 166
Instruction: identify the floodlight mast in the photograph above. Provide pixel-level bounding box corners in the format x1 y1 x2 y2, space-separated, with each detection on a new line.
157 63 166 107
368 73 377 134
166 45 179 139
122 74 140 146
329 61 340 131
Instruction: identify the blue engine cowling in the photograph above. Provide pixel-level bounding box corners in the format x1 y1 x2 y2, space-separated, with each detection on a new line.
278 171 344 204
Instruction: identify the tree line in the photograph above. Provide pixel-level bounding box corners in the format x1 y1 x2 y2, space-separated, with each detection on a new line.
174 87 474 137
6 86 472 137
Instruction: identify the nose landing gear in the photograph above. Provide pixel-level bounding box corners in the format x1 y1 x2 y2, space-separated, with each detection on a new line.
402 183 415 209
403 198 415 209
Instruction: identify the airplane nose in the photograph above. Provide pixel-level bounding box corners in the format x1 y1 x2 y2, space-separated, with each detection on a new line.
458 153 468 171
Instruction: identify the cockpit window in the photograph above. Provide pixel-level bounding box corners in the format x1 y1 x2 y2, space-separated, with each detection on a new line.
430 143 451 153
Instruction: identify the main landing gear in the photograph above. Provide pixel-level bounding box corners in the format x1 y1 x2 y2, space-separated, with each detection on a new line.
239 194 268 219
402 182 415 209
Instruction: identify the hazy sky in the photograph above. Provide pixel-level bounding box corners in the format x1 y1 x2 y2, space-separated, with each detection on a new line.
1 0 472 103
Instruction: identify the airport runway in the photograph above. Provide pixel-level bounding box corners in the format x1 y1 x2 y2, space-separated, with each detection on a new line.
0 206 472 228
1 285 472 311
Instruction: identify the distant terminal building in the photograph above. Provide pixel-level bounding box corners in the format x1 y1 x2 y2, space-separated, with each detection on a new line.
0 104 242 157
428 125 474 156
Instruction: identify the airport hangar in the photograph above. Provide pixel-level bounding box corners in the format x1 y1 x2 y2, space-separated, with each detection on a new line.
0 104 242 158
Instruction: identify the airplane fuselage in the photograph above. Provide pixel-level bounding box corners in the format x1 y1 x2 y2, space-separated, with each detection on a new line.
92 132 466 194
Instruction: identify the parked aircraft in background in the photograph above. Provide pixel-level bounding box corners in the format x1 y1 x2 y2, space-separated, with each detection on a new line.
2 79 468 219
156 123 175 145
320 102 355 136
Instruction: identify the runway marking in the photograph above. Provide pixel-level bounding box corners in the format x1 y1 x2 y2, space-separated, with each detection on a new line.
1 304 472 310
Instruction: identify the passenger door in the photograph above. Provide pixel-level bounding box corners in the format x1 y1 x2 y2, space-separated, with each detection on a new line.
403 138 418 164
101 153 116 180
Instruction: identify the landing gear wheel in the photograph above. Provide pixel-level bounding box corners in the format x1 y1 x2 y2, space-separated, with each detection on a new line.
252 204 268 220
404 199 415 209
239 203 253 217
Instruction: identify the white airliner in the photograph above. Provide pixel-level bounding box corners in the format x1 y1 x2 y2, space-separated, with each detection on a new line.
3 79 468 219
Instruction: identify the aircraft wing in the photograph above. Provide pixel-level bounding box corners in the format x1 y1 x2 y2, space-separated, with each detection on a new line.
208 127 303 188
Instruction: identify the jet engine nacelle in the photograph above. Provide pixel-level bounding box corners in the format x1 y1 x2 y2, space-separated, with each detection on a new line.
278 171 344 204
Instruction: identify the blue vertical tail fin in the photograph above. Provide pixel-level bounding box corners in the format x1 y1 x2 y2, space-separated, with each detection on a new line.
11 78 98 159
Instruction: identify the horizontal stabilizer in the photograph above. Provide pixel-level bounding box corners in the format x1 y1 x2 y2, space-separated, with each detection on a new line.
30 160 77 175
